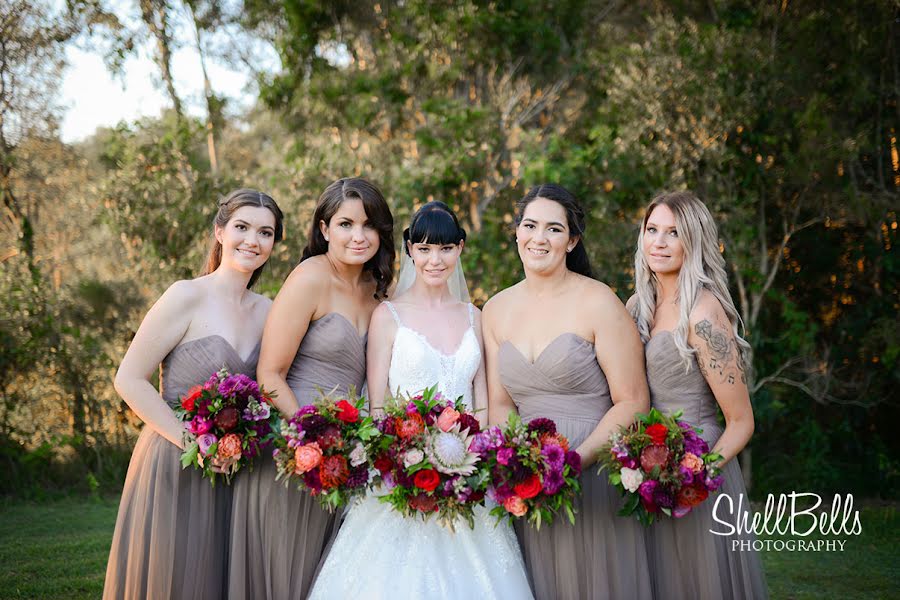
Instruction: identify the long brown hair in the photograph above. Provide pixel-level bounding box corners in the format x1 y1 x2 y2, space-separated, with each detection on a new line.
516 183 594 278
301 178 395 299
202 188 284 288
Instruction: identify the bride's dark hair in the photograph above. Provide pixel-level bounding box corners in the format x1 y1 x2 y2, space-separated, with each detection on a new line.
403 201 466 256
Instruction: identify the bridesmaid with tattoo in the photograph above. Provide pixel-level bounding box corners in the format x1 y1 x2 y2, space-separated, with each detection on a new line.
629 191 768 599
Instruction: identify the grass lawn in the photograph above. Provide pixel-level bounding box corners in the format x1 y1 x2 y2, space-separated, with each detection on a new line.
0 497 896 599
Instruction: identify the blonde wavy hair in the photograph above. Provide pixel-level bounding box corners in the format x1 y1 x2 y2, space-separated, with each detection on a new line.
631 191 751 373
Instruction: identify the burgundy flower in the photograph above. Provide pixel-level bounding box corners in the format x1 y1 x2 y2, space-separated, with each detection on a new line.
303 468 323 494
457 413 481 434
564 451 582 477
213 407 240 432
527 418 557 436
300 414 328 437
653 487 676 509
346 465 369 488
640 444 670 472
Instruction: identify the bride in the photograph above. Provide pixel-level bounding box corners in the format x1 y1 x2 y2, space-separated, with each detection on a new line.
308 201 533 599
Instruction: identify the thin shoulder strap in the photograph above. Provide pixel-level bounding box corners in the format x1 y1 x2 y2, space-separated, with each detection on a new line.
467 303 475 327
384 301 402 326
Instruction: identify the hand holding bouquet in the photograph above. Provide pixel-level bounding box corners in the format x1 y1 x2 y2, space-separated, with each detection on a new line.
370 386 485 530
176 369 276 485
471 413 582 529
598 408 723 525
272 387 379 512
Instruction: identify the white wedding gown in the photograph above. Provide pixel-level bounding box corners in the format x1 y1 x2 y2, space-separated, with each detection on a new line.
308 302 533 599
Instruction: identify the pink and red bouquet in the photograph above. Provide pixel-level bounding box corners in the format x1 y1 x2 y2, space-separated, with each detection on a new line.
176 368 276 485
598 408 723 526
371 385 486 530
272 387 379 512
471 413 582 529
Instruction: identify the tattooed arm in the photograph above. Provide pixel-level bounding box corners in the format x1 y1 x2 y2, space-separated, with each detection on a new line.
689 292 754 465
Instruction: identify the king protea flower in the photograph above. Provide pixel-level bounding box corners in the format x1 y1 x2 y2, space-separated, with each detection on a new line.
425 424 480 476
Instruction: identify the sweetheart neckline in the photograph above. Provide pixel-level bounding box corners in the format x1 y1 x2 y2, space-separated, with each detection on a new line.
500 332 593 366
171 334 261 365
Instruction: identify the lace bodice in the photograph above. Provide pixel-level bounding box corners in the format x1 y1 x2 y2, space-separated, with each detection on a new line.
385 301 481 409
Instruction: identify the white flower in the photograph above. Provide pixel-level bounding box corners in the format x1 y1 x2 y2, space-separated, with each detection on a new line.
349 442 368 467
403 448 425 468
425 425 480 476
621 467 644 493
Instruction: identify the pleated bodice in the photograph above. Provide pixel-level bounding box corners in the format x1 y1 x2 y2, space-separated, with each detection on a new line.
285 312 367 404
498 333 610 447
160 335 260 408
645 331 723 444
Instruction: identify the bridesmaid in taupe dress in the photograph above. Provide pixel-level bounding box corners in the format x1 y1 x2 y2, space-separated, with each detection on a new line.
629 191 768 599
103 189 284 600
483 184 652 600
228 178 394 600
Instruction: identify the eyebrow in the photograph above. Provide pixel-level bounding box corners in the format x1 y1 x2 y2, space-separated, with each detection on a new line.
646 221 676 229
522 218 567 228
235 219 275 231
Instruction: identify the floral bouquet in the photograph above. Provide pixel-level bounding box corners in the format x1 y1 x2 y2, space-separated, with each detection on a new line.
470 413 582 529
176 368 277 485
272 387 380 512
370 386 486 530
598 408 723 525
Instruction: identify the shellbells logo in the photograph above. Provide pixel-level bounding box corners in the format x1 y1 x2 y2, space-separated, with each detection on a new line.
710 493 862 552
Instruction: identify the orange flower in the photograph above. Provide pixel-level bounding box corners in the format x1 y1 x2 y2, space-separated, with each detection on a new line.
395 413 425 440
217 433 243 460
676 484 709 508
319 455 349 489
503 496 528 517
436 406 460 432
293 442 323 474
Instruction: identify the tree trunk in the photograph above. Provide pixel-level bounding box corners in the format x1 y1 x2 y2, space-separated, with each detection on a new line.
186 2 218 176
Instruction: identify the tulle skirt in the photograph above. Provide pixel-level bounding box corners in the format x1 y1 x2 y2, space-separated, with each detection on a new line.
228 455 337 600
103 427 232 600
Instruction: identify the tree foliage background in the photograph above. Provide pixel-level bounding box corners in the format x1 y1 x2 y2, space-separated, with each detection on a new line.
1 0 897 498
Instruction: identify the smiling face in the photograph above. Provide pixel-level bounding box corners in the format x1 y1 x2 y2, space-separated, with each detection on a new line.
515 197 577 275
407 239 464 288
320 197 381 266
215 205 277 274
642 203 685 276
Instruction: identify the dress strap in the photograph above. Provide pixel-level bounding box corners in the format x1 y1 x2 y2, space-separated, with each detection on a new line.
384 301 402 326
467 303 475 327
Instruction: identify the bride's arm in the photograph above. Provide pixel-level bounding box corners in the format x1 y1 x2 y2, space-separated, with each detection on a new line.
574 283 650 467
470 307 489 427
482 297 517 426
366 303 398 414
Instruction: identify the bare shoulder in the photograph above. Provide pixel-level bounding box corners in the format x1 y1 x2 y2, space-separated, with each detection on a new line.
247 290 274 314
282 257 330 295
576 276 622 309
158 278 204 309
370 302 397 330
625 293 638 312
689 289 729 329
483 282 522 318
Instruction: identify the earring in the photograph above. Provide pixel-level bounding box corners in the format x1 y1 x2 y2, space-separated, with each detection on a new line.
324 235 330 242
567 247 573 253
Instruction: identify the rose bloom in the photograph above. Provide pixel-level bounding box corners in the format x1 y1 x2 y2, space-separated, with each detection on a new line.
197 432 217 456
503 496 528 517
335 399 360 423
181 385 202 411
216 433 243 460
640 444 670 472
620 466 644 493
413 468 441 492
680 452 704 474
436 406 461 432
645 423 669 445
293 442 324 474
513 473 542 499
395 413 425 440
403 448 425 468
374 454 394 473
